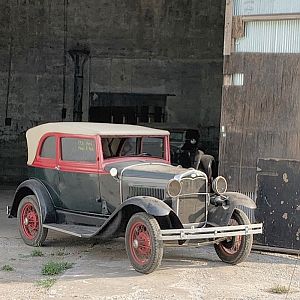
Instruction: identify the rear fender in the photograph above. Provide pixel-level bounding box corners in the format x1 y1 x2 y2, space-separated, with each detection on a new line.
9 179 56 223
208 192 256 226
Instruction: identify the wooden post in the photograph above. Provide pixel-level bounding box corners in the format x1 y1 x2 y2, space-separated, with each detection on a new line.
223 0 234 56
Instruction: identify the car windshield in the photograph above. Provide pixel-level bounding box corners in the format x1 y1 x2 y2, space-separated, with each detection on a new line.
101 136 165 159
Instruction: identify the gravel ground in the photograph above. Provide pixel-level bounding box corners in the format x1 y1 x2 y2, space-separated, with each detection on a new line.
0 188 299 300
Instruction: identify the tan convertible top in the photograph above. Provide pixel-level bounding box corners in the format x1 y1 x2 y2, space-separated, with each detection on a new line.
26 122 169 165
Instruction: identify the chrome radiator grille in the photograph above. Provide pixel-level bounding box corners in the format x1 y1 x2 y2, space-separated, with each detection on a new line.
128 186 165 200
178 176 207 224
180 177 206 195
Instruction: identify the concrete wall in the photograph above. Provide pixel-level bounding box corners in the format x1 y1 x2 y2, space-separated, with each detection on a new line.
0 0 225 184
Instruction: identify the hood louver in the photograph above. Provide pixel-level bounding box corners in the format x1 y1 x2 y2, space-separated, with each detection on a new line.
128 186 165 200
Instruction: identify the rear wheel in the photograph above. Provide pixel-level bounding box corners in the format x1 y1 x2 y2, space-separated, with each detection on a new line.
18 195 48 246
214 209 253 264
125 212 163 274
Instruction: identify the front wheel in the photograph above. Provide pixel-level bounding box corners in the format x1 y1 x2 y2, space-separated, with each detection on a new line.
17 195 48 246
125 212 163 274
214 209 253 264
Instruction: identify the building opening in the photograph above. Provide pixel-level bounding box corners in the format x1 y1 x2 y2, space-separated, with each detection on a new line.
89 92 169 124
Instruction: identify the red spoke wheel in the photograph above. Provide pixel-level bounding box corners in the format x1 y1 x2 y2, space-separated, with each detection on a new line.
18 195 48 246
125 212 163 274
214 209 253 264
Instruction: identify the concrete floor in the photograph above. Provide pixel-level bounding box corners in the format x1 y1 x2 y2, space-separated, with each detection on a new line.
0 188 299 300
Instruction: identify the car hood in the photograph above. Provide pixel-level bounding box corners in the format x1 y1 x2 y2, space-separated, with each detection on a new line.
104 160 206 182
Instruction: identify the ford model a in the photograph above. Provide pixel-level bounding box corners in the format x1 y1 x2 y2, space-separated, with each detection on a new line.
8 123 262 274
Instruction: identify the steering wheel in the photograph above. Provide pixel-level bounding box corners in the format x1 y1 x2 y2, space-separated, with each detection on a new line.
137 152 151 157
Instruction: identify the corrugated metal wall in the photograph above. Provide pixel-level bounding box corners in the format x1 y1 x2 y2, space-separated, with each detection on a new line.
235 20 300 53
234 0 300 16
232 73 244 85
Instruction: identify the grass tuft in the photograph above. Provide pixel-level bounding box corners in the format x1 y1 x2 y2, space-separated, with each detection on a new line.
1 264 14 272
42 261 73 276
36 278 57 289
56 250 70 256
268 285 290 294
51 249 70 257
31 249 44 257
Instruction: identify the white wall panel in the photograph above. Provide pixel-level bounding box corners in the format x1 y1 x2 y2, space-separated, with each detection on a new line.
235 20 300 53
234 0 300 16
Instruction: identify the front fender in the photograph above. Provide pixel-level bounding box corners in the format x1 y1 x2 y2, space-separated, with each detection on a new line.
122 196 173 216
10 179 56 224
223 192 256 209
95 196 183 238
208 192 256 226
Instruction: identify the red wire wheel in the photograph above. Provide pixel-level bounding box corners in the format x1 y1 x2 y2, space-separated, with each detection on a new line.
18 195 48 246
125 212 163 274
20 202 39 240
214 209 253 264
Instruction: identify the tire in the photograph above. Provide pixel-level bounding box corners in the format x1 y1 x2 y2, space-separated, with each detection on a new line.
17 195 48 246
214 209 253 264
125 212 163 274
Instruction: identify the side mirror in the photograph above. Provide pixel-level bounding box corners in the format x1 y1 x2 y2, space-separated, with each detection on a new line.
110 168 118 177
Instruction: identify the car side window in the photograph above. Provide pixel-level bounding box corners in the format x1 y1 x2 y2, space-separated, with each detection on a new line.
40 136 56 159
61 137 96 163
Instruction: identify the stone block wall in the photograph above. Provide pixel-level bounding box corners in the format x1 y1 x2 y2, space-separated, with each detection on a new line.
0 0 225 183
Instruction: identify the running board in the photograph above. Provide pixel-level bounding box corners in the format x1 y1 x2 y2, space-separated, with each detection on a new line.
43 224 100 238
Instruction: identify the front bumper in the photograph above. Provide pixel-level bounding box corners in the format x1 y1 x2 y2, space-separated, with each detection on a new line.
159 223 263 241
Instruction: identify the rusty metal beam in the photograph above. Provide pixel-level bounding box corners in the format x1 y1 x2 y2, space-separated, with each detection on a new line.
69 48 90 122
241 13 300 22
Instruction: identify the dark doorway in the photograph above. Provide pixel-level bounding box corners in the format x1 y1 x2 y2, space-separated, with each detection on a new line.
89 92 168 124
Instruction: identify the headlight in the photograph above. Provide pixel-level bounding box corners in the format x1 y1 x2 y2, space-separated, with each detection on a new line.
212 176 227 195
167 179 182 197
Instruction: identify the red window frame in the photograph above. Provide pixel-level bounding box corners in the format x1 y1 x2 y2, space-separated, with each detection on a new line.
100 135 171 166
58 134 100 174
33 133 58 169
33 133 170 173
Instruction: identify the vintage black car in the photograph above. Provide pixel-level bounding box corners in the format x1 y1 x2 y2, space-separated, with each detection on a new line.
8 122 262 274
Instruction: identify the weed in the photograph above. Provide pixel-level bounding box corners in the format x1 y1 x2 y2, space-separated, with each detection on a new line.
51 249 70 256
31 249 44 257
42 261 73 276
1 265 14 272
36 278 57 289
268 285 289 294
56 250 70 256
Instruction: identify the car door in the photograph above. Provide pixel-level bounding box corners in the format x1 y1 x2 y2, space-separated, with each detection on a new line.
57 135 101 213
31 134 60 205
